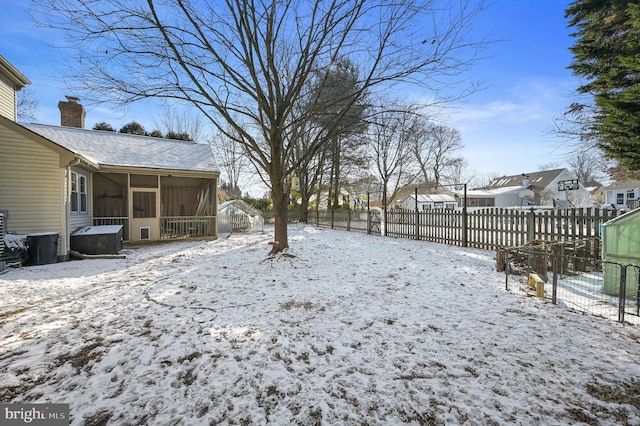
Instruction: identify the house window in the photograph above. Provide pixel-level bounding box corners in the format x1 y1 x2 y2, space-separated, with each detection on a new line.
616 193 624 205
71 172 88 213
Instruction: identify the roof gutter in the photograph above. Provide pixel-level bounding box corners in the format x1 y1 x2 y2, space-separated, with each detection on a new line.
0 55 31 88
68 155 100 171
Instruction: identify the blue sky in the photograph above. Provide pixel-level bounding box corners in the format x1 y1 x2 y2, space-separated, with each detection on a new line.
448 1 579 181
1 0 579 184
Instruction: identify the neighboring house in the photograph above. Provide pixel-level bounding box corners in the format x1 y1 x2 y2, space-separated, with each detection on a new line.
0 57 219 261
399 194 457 210
465 169 593 208
218 200 264 233
313 188 366 210
0 55 30 121
584 181 606 207
603 180 640 210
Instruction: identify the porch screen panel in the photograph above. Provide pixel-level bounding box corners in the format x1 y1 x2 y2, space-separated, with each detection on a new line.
131 174 159 188
133 192 157 218
93 173 127 217
162 187 200 216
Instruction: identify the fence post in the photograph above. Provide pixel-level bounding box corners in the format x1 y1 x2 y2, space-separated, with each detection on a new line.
366 193 372 234
414 188 419 240
462 183 468 247
619 265 627 323
383 207 387 237
504 248 511 291
551 253 558 304
527 208 535 242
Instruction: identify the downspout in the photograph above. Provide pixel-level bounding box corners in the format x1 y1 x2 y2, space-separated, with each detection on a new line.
63 158 82 260
64 156 99 259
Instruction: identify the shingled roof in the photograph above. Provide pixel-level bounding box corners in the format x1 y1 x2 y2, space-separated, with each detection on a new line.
21 123 218 173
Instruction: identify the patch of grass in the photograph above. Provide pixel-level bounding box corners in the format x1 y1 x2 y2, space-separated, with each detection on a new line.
177 351 202 364
565 407 597 425
586 380 640 409
83 410 113 426
55 338 104 372
0 306 31 324
279 299 314 311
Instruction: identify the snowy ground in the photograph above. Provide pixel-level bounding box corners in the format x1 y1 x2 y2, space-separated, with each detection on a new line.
1 224 639 425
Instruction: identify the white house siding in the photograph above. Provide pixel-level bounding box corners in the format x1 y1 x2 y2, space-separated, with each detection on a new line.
0 127 68 257
467 187 524 208
606 188 639 208
401 195 457 210
0 74 16 121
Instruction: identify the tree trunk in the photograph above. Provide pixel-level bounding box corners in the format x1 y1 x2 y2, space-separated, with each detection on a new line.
327 155 335 209
298 173 309 223
332 136 341 208
299 196 309 224
270 185 289 254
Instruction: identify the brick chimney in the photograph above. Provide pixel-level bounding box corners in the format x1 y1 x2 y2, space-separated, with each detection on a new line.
58 96 86 128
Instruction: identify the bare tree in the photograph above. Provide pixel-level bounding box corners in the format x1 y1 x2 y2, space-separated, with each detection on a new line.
551 96 613 179
537 162 563 171
154 105 205 143
408 114 435 184
568 150 606 186
291 58 369 221
408 118 464 187
291 124 330 222
367 107 419 209
442 158 473 187
424 125 464 187
210 128 254 199
473 172 500 189
36 0 488 253
17 87 39 122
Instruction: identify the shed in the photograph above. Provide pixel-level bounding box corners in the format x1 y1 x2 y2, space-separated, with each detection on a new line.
218 200 264 233
601 208 640 296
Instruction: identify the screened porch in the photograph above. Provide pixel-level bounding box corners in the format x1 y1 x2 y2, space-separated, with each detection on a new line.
92 172 217 241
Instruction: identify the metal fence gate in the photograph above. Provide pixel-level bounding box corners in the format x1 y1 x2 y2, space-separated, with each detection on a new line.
504 240 640 325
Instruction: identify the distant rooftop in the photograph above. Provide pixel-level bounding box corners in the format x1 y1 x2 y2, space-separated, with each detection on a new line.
487 169 567 190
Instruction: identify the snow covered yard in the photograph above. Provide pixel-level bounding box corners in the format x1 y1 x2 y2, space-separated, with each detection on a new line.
1 224 639 425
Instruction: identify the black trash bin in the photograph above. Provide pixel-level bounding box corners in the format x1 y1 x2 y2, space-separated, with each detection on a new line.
26 232 59 265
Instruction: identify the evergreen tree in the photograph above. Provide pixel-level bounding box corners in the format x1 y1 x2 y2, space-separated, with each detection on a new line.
119 121 146 135
566 0 640 170
93 121 115 132
165 131 192 141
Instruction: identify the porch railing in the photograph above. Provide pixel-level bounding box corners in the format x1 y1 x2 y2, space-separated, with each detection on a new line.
92 217 129 241
160 216 216 239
